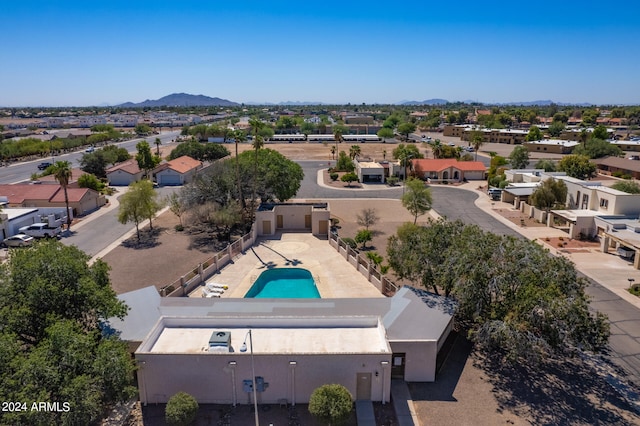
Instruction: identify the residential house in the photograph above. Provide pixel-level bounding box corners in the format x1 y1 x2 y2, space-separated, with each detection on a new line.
154 155 203 186
594 157 640 180
411 159 486 182
523 139 580 154
106 160 144 186
0 184 105 216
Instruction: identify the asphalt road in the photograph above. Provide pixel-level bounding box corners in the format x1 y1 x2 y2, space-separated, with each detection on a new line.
0 130 180 184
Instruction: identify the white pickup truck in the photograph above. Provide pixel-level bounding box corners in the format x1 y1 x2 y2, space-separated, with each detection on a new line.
18 223 62 239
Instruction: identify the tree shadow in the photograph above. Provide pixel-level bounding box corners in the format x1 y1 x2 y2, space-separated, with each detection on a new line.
476 352 640 425
121 227 163 249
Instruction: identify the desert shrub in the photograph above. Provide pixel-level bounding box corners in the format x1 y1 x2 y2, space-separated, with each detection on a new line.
165 392 198 426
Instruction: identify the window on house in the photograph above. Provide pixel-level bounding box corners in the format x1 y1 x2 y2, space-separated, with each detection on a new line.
600 199 609 209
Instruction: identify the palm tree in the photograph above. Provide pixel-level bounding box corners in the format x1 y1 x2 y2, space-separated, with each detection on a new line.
349 145 361 160
431 139 444 159
154 137 162 156
333 128 343 159
471 133 484 161
233 130 247 209
52 161 72 231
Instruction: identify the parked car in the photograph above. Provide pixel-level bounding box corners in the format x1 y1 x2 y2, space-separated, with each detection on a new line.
2 234 35 247
18 223 62 239
37 161 52 170
85 146 95 153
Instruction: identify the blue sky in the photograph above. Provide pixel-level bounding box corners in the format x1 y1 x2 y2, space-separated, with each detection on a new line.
2 1 639 106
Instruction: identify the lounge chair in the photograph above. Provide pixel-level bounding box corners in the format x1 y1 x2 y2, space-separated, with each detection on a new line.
205 282 228 291
201 287 223 298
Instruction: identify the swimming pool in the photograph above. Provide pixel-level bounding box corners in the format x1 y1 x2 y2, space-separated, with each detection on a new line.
244 268 320 298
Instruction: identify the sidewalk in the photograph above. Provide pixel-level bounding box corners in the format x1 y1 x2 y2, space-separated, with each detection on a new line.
457 181 640 310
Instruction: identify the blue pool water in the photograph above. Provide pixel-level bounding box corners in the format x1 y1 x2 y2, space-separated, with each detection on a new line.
244 268 320 298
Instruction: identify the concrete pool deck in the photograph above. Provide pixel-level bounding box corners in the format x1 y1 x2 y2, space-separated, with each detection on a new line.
189 232 385 299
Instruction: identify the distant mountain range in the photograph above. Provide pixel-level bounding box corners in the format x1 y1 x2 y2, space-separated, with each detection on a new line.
400 99 592 107
113 93 595 108
118 93 239 107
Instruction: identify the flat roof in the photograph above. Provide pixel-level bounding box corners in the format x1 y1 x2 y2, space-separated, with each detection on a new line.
109 286 455 345
359 162 383 169
147 322 389 354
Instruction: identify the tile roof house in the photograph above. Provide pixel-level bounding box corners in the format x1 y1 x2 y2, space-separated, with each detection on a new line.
154 155 203 186
106 160 144 186
0 184 105 216
36 168 88 186
412 159 487 182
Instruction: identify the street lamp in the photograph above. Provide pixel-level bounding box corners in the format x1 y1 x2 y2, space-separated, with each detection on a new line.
240 330 259 426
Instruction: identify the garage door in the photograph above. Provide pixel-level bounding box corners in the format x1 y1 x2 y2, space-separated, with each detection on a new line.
158 174 182 186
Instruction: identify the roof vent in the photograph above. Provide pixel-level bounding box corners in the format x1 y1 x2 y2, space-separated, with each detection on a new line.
208 331 231 352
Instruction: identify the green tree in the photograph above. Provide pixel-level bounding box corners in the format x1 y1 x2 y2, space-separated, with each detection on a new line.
387 219 609 362
530 178 568 211
168 141 230 162
397 122 417 140
377 127 395 141
572 138 623 159
592 125 609 140
308 384 353 426
548 121 565 137
118 180 160 242
336 151 354 172
165 392 199 426
525 125 543 142
134 123 152 135
167 192 186 226
366 251 383 268
402 178 432 224
51 160 73 230
80 150 110 178
135 140 160 179
102 144 131 164
355 229 373 249
0 241 134 425
508 145 530 169
558 154 596 180
534 159 557 172
90 123 114 132
340 172 358 187
611 180 640 194
356 208 379 230
77 173 104 192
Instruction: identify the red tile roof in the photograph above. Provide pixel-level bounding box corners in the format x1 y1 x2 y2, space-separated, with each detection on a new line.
0 184 94 204
106 159 142 175
163 155 202 174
